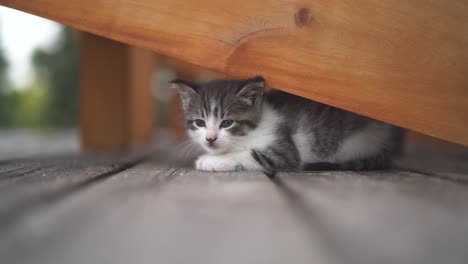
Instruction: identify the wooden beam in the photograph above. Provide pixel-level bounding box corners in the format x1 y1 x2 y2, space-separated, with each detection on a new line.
3 0 467 145
79 33 155 151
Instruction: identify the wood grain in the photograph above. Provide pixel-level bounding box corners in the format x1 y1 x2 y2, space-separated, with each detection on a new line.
1 151 468 264
0 153 145 230
2 0 468 145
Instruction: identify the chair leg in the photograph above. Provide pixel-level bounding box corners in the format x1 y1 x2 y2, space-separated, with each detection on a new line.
79 33 156 151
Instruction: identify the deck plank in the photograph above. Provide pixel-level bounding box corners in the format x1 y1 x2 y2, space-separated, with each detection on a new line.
277 171 468 264
0 153 146 230
0 162 329 264
1 153 467 264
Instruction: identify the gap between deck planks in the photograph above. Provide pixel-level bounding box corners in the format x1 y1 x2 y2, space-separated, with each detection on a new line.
1 150 468 264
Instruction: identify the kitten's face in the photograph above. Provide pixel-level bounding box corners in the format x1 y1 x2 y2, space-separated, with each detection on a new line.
172 77 265 154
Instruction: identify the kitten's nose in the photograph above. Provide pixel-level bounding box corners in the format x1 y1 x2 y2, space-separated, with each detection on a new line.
205 136 217 144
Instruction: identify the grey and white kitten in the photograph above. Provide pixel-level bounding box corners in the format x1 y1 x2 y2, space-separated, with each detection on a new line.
171 76 403 174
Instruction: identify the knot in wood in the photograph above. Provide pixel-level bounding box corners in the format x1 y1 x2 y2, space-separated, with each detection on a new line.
295 7 311 27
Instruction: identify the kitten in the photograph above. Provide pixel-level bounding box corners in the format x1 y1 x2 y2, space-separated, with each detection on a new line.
171 76 403 174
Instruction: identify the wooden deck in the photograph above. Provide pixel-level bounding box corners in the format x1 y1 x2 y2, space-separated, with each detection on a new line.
1 141 467 264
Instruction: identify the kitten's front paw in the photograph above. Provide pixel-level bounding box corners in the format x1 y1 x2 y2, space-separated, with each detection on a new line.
195 154 241 172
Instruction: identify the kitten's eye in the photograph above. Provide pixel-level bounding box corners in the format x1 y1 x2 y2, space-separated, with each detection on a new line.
194 119 206 127
220 120 234 128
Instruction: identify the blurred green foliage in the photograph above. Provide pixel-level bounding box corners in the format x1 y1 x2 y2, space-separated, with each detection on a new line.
0 26 79 129
0 42 11 125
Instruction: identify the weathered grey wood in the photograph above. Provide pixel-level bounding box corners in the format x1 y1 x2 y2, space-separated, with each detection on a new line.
1 141 467 264
0 162 328 264
1 151 467 264
277 171 468 264
0 153 147 231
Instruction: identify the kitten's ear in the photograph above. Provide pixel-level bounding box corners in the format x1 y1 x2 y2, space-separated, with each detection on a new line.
170 79 199 110
237 76 265 106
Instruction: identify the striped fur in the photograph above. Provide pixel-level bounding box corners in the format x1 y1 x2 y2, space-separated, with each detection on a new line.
172 77 404 173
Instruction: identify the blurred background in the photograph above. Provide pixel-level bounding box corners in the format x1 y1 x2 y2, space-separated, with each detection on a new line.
0 7 79 159
0 6 223 160
0 8 77 128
